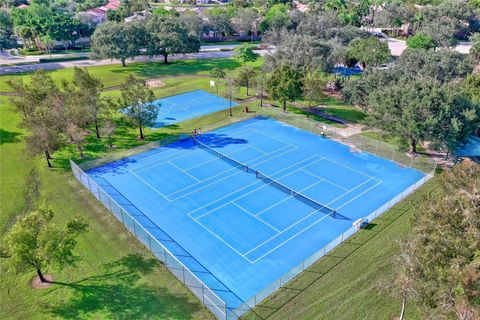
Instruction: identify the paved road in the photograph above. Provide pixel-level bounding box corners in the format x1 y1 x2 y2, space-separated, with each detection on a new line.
0 50 270 75
0 44 243 66
367 28 473 56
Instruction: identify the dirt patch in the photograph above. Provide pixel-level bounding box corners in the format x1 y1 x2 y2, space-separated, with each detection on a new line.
322 88 342 99
31 274 53 289
146 78 165 88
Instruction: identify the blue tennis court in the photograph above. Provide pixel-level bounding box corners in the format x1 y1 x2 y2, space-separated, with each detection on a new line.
151 90 237 127
87 117 425 311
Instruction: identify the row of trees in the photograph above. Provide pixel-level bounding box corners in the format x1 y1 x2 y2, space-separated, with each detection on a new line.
343 48 480 155
90 15 200 66
7 1 94 50
8 68 158 167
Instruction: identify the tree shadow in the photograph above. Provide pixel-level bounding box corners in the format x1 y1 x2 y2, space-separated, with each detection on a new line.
0 128 22 144
48 254 203 319
110 59 242 78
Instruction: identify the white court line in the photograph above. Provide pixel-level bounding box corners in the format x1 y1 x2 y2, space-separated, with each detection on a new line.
190 154 319 219
242 205 332 257
231 202 281 233
132 148 203 173
173 145 299 204
243 177 384 261
167 161 200 182
248 128 297 148
324 177 375 207
300 169 350 192
128 170 171 201
333 179 383 212
321 156 377 180
183 145 253 171
168 145 295 201
194 219 248 258
192 157 322 221
248 210 334 263
254 169 325 217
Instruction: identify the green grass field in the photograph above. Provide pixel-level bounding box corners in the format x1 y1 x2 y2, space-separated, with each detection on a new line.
0 58 262 92
1 59 431 319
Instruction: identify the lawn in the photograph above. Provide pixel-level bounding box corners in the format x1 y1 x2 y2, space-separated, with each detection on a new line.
0 57 263 92
0 96 215 319
1 59 430 320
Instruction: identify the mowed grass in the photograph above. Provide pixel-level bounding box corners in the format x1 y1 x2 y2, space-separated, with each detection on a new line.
0 57 263 92
0 97 217 319
1 60 427 320
242 179 437 320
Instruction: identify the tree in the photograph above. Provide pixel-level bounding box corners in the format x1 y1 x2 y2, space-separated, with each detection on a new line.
254 68 267 108
237 66 258 96
234 43 259 66
90 21 144 67
2 205 88 283
224 76 238 117
106 9 122 22
464 73 480 104
205 7 232 36
470 33 480 62
210 67 226 96
0 9 18 51
66 123 86 158
391 161 480 319
145 15 200 64
344 49 474 111
261 4 291 31
71 67 104 139
380 239 418 320
346 37 390 69
267 65 303 111
100 119 116 149
429 84 480 158
303 70 328 108
7 70 65 167
366 78 479 153
233 7 260 41
374 2 415 35
266 34 335 73
406 34 435 50
417 1 478 48
179 10 203 37
119 76 157 140
40 35 54 56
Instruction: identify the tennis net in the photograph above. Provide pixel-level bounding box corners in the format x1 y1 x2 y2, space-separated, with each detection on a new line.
194 137 341 219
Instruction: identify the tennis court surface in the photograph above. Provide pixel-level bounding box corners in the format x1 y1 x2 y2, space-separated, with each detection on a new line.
86 117 426 316
151 90 237 127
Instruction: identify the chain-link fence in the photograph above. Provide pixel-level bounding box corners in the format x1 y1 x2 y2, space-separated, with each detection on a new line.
257 107 437 176
70 107 437 319
70 160 230 319
229 173 431 317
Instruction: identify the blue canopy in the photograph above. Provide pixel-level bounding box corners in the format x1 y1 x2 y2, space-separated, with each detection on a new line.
455 135 480 157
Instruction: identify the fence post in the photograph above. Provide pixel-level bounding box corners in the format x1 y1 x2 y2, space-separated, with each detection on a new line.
118 208 125 225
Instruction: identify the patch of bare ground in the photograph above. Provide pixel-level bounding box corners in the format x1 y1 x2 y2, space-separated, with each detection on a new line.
31 275 53 289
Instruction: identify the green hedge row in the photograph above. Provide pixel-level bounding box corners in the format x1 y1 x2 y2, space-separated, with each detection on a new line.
38 56 88 63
